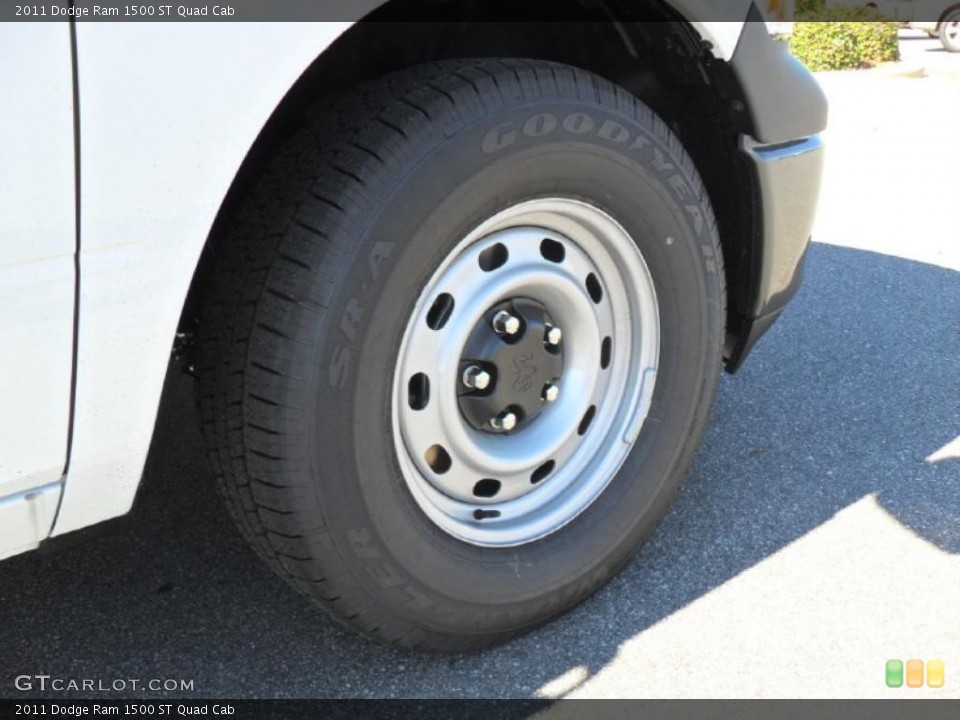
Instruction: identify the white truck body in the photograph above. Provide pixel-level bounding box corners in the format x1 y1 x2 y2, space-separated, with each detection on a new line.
1 18 750 560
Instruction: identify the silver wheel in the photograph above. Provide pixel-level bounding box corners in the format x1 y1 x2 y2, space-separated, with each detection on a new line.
941 15 960 51
392 198 660 547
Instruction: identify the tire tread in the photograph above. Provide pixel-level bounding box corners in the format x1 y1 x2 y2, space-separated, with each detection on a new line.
197 59 725 651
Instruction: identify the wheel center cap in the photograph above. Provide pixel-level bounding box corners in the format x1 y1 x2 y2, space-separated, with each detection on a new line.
458 298 563 434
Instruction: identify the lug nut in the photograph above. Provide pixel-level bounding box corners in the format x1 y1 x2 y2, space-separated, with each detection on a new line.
490 410 518 432
542 383 560 403
545 324 563 346
462 365 492 391
492 310 521 337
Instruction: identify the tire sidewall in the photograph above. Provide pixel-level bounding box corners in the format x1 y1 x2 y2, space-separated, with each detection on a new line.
942 14 960 52
310 96 722 631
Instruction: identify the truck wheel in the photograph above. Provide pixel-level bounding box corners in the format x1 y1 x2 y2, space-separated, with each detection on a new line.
197 59 724 650
941 12 960 52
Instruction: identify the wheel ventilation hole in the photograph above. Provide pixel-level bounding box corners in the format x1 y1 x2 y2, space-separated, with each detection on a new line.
426 293 455 330
478 243 509 272
408 373 430 410
540 238 566 263
425 444 452 474
586 273 603 304
474 509 502 520
601 337 612 370
473 479 501 498
578 406 597 436
531 460 555 484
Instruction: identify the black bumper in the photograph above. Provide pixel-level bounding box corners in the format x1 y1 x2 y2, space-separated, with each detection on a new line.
723 15 828 371
726 136 825 370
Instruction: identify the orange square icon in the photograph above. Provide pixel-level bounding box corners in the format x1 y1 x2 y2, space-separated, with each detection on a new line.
906 659 924 688
927 660 945 688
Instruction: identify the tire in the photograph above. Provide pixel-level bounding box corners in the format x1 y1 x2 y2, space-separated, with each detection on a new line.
197 59 725 651
941 12 960 52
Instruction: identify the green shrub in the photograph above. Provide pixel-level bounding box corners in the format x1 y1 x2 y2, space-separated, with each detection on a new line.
851 20 901 65
791 21 861 70
795 0 825 13
790 7 900 71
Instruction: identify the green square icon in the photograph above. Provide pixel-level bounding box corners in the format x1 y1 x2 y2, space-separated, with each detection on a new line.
886 659 904 688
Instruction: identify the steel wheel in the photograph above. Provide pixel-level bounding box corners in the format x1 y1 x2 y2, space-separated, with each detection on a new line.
941 13 960 52
393 198 660 547
200 57 726 649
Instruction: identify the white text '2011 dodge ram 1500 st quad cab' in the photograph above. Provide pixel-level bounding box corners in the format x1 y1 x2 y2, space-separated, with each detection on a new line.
0 0 826 650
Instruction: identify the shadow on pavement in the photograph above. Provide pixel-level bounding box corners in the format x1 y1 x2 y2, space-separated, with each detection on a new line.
1 242 958 699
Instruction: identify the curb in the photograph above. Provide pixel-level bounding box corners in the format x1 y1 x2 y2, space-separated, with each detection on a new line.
874 62 927 78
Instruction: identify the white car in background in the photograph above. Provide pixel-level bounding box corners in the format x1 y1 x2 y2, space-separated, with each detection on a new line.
827 0 960 51
911 8 960 52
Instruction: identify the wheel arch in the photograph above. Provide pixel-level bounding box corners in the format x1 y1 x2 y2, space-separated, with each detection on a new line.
938 3 960 26
178 4 761 374
53 5 758 540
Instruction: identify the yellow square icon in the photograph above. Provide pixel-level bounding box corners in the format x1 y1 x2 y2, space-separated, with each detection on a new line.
927 660 945 688
906 659 924 688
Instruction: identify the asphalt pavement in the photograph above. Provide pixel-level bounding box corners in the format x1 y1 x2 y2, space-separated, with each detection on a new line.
1 35 958 699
